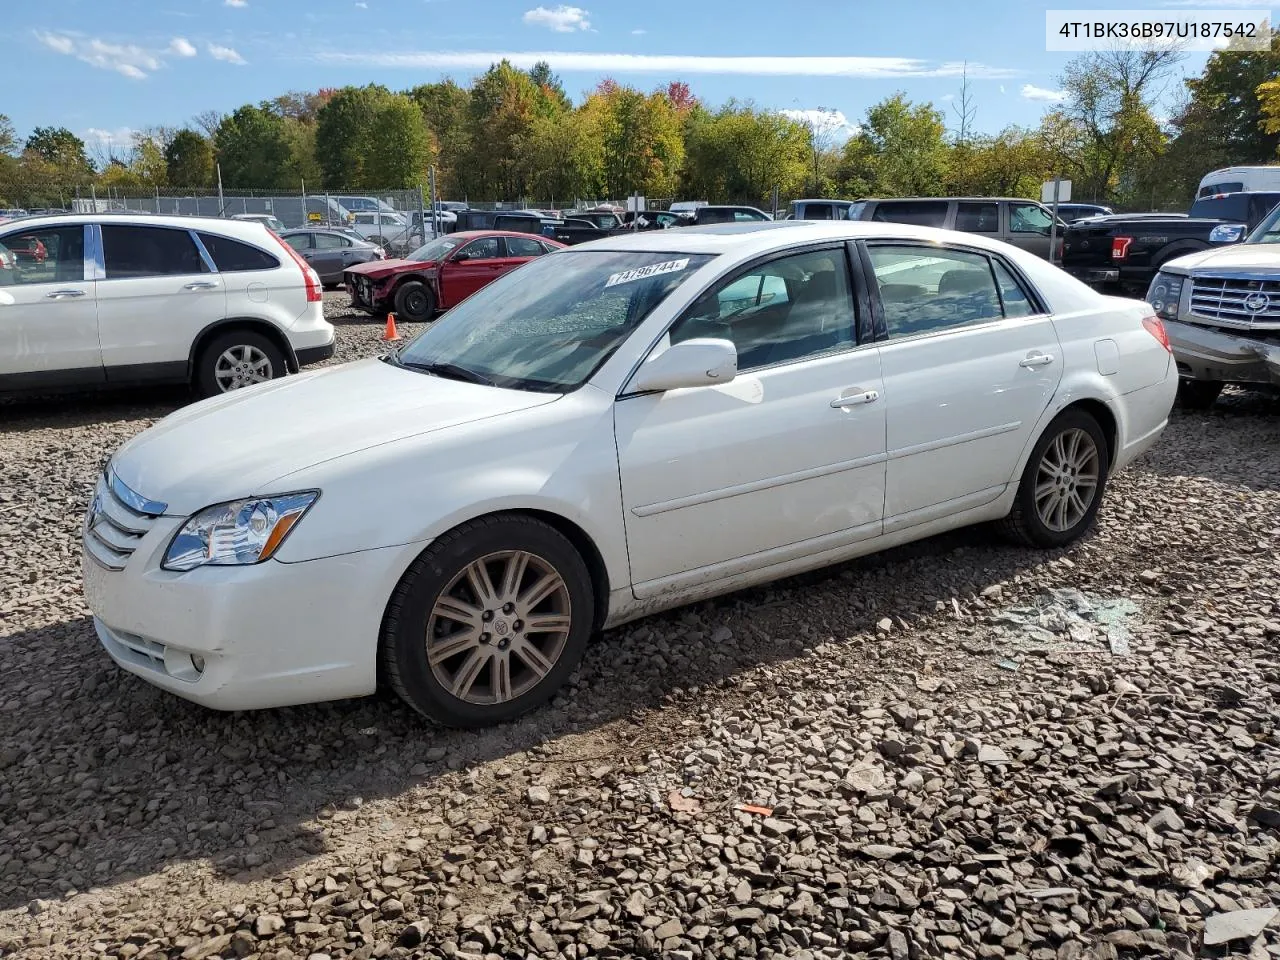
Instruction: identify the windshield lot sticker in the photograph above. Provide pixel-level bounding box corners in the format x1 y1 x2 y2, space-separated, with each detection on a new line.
605 258 690 288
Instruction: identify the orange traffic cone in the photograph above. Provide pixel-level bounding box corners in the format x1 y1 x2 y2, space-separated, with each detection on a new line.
383 312 400 341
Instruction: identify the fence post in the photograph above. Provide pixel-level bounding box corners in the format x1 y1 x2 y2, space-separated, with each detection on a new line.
216 163 225 216
429 168 439 239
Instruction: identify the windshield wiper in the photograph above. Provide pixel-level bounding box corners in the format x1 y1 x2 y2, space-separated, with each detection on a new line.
399 359 496 386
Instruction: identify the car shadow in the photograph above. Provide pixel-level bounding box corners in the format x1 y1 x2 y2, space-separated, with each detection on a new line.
0 387 188 434
0 521 1113 912
1140 396 1280 491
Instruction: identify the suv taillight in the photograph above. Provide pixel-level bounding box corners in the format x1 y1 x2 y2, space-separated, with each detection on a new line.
1112 236 1134 260
268 230 322 303
1142 315 1173 353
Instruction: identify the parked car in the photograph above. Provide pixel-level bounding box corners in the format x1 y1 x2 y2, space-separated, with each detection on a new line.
1197 165 1280 199
1055 203 1114 223
849 197 1067 259
668 200 707 217
410 209 457 234
788 199 860 221
279 228 386 285
336 195 398 215
622 210 682 230
232 212 287 233
1062 191 1280 293
570 211 625 230
85 219 1176 727
454 209 562 238
681 205 773 226
0 214 334 397
1146 202 1280 409
348 211 417 256
6 233 48 264
0 208 29 220
344 230 565 322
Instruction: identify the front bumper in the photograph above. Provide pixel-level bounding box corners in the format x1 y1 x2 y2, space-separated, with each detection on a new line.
345 275 384 314
83 528 424 711
1165 319 1280 386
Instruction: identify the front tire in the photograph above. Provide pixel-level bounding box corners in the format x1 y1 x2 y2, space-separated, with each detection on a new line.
195 329 287 398
1177 378 1223 411
381 515 594 728
1001 409 1110 548
394 280 435 323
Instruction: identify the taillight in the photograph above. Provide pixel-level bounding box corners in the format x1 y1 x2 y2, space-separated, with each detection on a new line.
268 229 322 303
1112 236 1133 260
1142 315 1172 353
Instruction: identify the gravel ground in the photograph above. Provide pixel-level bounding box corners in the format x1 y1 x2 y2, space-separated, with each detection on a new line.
1 297 1278 959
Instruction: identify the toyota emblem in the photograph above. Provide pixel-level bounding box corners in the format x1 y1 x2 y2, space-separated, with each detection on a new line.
1244 292 1270 313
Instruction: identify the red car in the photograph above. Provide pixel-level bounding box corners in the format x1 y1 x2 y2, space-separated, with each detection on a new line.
344 230 566 323
8 235 47 264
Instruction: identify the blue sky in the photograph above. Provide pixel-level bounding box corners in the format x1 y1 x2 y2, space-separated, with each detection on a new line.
3 0 1232 154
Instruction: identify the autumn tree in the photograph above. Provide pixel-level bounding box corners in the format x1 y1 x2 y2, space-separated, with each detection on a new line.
407 79 472 197
463 61 541 198
683 101 809 200
24 127 93 178
0 115 17 155
844 94 949 196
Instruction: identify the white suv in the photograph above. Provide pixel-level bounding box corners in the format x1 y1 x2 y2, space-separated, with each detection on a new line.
0 214 335 398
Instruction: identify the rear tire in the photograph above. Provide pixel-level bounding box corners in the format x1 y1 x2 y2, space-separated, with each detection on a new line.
1000 409 1110 548
380 515 594 728
394 280 435 323
1177 378 1223 410
195 329 287 398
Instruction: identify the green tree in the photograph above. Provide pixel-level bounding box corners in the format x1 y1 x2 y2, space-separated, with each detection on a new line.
528 60 572 114
0 114 17 155
315 84 396 188
165 129 214 187
856 93 949 196
407 79 472 197
363 94 433 188
683 101 809 201
529 109 601 202
282 119 322 185
463 61 541 198
584 83 685 198
214 105 294 187
24 126 92 176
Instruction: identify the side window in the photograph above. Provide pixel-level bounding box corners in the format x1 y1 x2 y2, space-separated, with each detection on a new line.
283 234 311 251
505 236 547 258
868 245 1003 339
734 210 766 222
806 204 834 221
871 201 948 227
102 225 207 279
1009 203 1053 236
0 225 85 285
669 248 854 372
457 237 501 260
314 233 350 250
197 233 280 272
992 260 1035 318
955 202 999 233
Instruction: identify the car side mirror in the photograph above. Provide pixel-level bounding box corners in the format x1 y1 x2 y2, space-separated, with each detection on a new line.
451 251 470 262
629 338 738 393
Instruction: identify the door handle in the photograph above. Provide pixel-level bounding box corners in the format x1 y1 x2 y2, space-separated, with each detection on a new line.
831 390 879 408
45 289 86 299
1019 352 1055 368
184 281 220 291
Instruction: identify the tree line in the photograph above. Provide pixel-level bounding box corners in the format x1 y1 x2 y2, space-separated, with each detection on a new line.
3 34 1280 210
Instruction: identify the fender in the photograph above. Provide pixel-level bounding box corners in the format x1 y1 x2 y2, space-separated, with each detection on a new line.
188 317 299 375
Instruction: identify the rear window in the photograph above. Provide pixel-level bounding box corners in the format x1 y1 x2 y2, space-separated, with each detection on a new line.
1190 196 1250 221
198 233 280 272
871 201 948 227
1199 181 1244 198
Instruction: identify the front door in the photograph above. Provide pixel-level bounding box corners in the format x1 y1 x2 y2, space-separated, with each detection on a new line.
95 223 227 378
614 245 887 597
864 241 1062 527
1007 202 1056 259
309 232 351 283
439 236 503 308
0 223 102 388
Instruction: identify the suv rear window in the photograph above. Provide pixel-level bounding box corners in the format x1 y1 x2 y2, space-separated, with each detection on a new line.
198 233 280 272
102 225 207 279
871 201 949 227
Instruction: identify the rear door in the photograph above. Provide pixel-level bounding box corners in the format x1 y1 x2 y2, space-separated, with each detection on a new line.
869 200 950 228
864 241 1062 525
95 223 227 379
501 234 551 272
0 223 102 388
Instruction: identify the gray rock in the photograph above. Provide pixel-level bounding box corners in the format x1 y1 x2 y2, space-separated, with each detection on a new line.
1202 907 1279 945
527 785 552 805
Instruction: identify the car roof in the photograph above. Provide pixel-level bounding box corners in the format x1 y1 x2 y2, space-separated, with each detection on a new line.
857 196 1041 204
571 219 1039 256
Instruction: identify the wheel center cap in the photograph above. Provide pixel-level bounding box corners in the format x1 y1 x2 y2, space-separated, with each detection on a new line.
493 619 511 637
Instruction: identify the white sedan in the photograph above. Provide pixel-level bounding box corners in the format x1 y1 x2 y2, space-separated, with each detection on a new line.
83 222 1177 727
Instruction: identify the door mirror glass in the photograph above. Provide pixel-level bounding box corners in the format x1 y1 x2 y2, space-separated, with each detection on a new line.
629 338 738 393
450 250 470 262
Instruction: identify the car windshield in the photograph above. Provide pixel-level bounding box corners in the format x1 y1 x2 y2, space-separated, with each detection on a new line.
407 236 463 261
392 250 714 393
1247 204 1280 243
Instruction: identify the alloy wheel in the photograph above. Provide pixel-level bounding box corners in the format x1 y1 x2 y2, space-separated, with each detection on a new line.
1034 427 1101 533
425 550 572 705
214 345 274 392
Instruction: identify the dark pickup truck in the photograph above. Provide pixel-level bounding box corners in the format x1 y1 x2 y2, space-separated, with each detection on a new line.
1062 192 1280 293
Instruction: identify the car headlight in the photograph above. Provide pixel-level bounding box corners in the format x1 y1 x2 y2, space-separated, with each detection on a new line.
162 492 318 572
1146 272 1184 321
1209 223 1246 243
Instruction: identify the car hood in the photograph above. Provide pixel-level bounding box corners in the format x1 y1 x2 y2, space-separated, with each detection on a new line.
345 258 437 279
1163 243 1280 273
110 358 559 514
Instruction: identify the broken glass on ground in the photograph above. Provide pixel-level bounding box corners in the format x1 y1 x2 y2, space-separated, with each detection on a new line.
986 588 1139 660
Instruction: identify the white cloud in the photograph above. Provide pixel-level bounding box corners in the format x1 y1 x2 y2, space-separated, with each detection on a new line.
631 28 646 35
320 50 1018 79
225 0 248 6
780 108 859 141
940 93 955 102
356 1 368 6
83 126 141 150
999 84 1006 94
208 43 247 64
522 6 591 32
1021 82 1067 103
36 32 167 79
169 37 197 57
